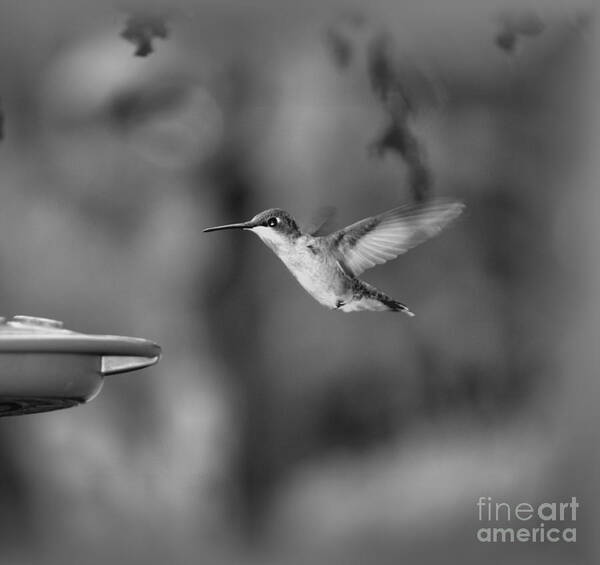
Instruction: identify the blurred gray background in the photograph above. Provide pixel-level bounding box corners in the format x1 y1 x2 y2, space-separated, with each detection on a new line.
0 0 596 563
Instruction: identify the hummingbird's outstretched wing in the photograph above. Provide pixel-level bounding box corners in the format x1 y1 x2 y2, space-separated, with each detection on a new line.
328 199 464 276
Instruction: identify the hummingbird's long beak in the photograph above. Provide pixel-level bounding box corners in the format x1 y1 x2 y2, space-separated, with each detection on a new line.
203 221 254 233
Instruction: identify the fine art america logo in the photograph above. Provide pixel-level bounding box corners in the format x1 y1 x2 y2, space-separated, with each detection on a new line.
476 497 578 543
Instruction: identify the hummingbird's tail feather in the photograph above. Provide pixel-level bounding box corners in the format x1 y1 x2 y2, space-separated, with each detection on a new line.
364 281 415 315
380 296 415 316
341 280 415 315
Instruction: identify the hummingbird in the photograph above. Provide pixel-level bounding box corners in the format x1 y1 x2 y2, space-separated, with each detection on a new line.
204 199 464 315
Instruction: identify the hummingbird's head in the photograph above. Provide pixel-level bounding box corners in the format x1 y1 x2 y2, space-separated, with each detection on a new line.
250 209 299 234
204 208 300 250
247 209 300 251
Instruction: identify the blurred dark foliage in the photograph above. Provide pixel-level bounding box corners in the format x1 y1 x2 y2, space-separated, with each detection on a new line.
366 34 432 202
326 22 432 202
317 370 406 451
0 97 4 141
323 11 366 68
200 64 276 535
121 11 169 57
109 83 187 128
324 27 353 69
367 33 413 108
368 116 430 200
0 434 32 545
494 10 545 53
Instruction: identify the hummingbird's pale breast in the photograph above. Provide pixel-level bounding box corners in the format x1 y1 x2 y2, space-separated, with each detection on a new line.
251 227 348 309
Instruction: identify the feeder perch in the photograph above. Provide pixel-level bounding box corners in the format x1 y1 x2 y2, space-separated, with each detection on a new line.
0 315 161 416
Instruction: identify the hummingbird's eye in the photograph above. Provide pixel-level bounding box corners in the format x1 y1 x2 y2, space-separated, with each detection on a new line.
267 217 278 228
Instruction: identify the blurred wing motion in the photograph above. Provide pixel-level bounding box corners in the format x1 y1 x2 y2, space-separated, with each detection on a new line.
304 205 338 236
329 199 464 276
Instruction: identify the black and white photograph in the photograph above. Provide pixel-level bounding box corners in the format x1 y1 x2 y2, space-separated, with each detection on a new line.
0 0 596 563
